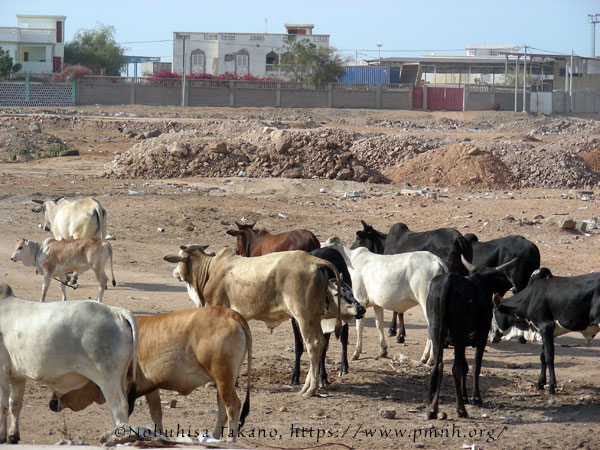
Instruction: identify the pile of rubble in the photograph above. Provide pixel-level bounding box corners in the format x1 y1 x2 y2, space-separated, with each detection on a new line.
0 121 73 161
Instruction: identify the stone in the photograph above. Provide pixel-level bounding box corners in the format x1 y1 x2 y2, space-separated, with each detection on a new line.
544 215 576 230
209 141 228 154
29 122 42 133
338 151 353 164
379 407 396 419
168 142 188 158
272 130 292 154
58 149 80 157
336 168 353 180
282 167 303 178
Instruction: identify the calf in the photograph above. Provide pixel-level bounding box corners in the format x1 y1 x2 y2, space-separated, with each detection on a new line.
426 257 516 420
493 268 600 394
226 222 319 256
0 284 137 444
51 306 252 443
291 247 366 386
10 237 115 302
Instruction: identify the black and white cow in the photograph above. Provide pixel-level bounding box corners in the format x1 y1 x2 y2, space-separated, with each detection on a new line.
427 257 517 420
291 247 365 386
353 220 472 343
493 268 600 395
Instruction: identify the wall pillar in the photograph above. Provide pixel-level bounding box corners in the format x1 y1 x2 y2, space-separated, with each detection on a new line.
229 80 235 106
276 82 281 107
327 83 333 108
375 84 381 109
423 86 428 110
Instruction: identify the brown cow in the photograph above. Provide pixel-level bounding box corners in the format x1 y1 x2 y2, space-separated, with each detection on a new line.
164 245 342 397
226 222 320 257
50 306 252 443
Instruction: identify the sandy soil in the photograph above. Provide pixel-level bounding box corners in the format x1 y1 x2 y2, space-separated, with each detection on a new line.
1 106 600 450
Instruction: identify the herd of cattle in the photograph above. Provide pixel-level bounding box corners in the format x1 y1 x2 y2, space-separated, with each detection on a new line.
4 196 600 444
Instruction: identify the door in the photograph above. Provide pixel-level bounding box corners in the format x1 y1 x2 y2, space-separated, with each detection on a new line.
56 21 63 43
427 87 463 111
53 57 62 73
413 86 423 109
236 53 249 75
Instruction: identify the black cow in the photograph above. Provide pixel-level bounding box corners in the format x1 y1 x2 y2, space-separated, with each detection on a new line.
427 256 517 420
291 247 365 386
353 220 472 343
465 233 541 344
493 269 600 395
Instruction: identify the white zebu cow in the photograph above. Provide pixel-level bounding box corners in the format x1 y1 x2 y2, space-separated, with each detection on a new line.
0 284 137 444
32 197 108 240
10 237 115 302
324 237 447 365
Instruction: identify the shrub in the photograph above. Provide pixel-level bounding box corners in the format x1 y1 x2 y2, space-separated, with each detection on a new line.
60 65 96 82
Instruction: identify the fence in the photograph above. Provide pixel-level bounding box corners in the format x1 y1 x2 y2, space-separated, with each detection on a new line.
2 75 600 112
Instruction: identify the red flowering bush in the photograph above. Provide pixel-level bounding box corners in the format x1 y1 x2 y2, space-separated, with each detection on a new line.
151 70 279 81
60 65 96 82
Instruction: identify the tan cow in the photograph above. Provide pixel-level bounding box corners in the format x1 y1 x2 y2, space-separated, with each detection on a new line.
164 245 342 398
51 306 252 443
10 237 115 302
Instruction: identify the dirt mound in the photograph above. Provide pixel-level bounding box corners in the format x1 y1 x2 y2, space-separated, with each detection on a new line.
582 147 600 172
384 143 516 189
0 123 71 161
107 128 385 183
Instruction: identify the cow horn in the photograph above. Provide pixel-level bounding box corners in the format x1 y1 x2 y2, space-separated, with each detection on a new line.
360 220 370 229
31 199 44 204
461 254 477 272
235 221 243 229
492 293 503 308
53 197 63 203
164 254 184 263
183 244 209 253
495 258 518 273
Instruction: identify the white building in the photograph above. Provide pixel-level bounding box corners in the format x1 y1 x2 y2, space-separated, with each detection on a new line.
0 15 66 75
172 24 329 78
466 44 520 57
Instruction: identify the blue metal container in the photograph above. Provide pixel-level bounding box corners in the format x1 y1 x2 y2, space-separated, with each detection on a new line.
339 66 389 84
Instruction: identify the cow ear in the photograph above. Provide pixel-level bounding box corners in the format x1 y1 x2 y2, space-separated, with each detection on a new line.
164 254 184 263
31 199 44 205
31 205 43 213
492 293 503 308
235 221 243 229
356 230 367 239
226 229 241 237
53 197 63 203
360 220 370 230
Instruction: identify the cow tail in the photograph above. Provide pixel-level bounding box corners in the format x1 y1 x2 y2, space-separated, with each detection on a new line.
318 260 342 339
106 242 116 287
122 310 138 416
238 316 252 430
457 235 473 263
435 276 452 369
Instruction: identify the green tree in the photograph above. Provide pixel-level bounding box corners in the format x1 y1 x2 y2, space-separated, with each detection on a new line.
280 38 346 83
65 24 125 76
0 47 22 77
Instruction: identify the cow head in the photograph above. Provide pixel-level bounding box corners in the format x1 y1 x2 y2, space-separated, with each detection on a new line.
10 238 38 267
489 293 528 343
461 255 518 294
226 222 259 256
49 382 105 413
328 280 365 321
463 233 479 243
351 220 387 253
164 245 214 307
31 198 62 232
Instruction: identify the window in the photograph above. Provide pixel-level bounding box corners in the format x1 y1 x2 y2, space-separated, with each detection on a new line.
204 33 217 40
266 51 278 72
224 54 234 62
314 35 328 43
236 54 248 66
221 33 235 40
191 49 205 73
250 34 264 41
467 49 476 56
490 50 498 56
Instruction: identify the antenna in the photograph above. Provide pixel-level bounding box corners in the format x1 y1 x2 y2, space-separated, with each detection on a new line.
589 14 600 57
265 18 268 34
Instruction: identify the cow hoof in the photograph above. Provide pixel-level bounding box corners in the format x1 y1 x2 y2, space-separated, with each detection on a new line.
517 336 526 344
473 398 483 407
351 352 360 361
462 397 469 405
388 329 397 337
457 409 469 419
427 410 437 420
536 383 545 391
0 434 6 444
290 377 300 386
548 387 556 395
301 389 317 398
379 349 388 358
396 335 405 344
8 433 19 444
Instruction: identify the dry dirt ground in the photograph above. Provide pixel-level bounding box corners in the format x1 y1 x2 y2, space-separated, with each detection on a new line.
1 106 600 450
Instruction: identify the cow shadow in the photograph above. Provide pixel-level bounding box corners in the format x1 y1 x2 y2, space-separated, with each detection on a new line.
116 282 186 293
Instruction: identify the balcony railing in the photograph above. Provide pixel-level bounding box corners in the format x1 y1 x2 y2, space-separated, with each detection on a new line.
0 27 56 43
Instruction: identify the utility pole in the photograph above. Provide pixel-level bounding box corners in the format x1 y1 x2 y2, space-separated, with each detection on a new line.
522 45 527 112
514 55 519 112
570 50 574 112
589 14 600 57
176 33 190 107
377 44 383 61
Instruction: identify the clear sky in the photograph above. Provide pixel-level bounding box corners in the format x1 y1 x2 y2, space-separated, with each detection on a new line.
4 0 600 65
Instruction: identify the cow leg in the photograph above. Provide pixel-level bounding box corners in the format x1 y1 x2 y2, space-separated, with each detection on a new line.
396 313 406 344
388 312 397 336
297 319 325 398
352 317 365 361
472 341 485 407
460 351 469 404
96 381 129 426
320 333 331 387
539 325 556 394
290 319 303 385
338 323 349 376
427 351 444 420
214 382 241 443
57 274 68 301
7 379 24 444
452 345 468 418
145 390 163 431
421 338 434 366
0 373 9 443
41 274 53 302
373 306 388 358
94 266 109 303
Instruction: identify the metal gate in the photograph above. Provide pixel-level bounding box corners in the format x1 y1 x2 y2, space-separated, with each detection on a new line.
426 87 463 111
530 92 552 113
413 86 423 109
